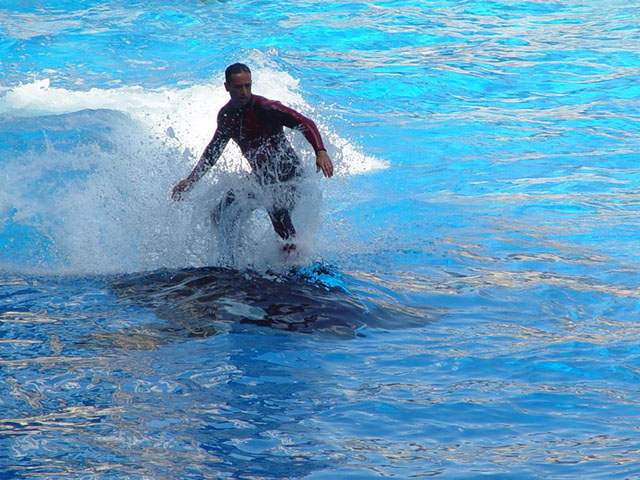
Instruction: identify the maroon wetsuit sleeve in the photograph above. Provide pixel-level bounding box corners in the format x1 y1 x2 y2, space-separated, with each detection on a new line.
264 100 327 153
202 129 229 167
201 109 231 167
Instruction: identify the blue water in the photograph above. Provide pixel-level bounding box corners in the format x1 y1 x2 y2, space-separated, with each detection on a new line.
2 1 640 478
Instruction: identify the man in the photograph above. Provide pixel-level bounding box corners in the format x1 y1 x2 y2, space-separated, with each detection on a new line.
172 63 333 252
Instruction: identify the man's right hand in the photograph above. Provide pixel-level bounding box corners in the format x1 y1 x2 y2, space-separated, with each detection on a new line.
171 179 191 201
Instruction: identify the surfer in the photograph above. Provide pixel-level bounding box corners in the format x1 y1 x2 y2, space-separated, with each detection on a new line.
171 63 333 252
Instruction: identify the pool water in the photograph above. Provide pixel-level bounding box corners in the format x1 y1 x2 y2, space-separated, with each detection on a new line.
1 1 640 478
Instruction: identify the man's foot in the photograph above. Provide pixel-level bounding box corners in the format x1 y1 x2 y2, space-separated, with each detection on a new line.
282 243 297 254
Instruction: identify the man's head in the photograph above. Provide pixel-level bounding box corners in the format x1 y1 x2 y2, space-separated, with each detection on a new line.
225 63 252 107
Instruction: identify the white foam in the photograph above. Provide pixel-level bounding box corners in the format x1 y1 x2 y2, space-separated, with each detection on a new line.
0 70 385 274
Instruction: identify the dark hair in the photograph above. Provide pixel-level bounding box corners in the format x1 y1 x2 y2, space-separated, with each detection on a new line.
225 63 251 82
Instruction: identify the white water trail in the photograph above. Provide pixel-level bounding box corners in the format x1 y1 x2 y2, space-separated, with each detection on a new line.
0 70 385 275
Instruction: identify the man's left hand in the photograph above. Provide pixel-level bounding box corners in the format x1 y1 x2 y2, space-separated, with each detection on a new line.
316 150 334 178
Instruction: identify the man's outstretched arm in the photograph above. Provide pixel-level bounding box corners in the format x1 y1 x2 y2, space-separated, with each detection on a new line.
172 131 229 200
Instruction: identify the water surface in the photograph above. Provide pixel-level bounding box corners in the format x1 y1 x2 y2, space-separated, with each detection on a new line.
2 1 640 478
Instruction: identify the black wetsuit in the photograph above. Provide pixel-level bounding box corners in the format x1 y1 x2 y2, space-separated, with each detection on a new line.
202 95 326 240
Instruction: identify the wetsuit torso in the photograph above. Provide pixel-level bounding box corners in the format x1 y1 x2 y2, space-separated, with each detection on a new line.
204 94 326 185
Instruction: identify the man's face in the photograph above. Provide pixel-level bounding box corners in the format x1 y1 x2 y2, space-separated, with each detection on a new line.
225 72 252 107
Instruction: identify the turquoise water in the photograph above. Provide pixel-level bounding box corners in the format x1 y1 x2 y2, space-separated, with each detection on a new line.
2 1 640 478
